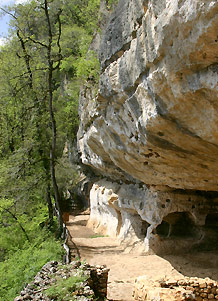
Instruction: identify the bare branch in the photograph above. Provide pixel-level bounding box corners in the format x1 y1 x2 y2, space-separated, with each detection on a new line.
27 36 48 48
0 206 30 242
53 8 63 70
0 7 17 20
10 68 48 80
16 30 33 89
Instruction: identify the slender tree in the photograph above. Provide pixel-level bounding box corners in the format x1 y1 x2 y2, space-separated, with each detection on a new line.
44 0 63 232
0 0 64 232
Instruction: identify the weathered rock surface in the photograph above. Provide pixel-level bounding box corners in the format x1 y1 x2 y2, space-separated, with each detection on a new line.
78 0 218 190
87 180 218 253
78 0 218 252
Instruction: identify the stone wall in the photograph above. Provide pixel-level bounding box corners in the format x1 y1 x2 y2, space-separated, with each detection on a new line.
15 261 109 301
133 276 218 300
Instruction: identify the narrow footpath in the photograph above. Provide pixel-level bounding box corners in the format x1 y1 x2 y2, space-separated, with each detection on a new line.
66 213 218 301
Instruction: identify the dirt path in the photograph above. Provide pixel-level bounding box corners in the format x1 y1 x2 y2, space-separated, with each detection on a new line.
66 214 218 301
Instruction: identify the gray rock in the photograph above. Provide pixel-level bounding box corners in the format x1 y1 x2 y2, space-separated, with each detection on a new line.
78 0 218 191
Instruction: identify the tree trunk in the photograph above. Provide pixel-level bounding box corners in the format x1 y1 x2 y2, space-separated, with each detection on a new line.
44 0 63 236
46 183 53 226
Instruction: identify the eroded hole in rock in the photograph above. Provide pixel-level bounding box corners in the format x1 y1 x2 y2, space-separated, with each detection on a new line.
156 212 196 239
198 212 218 250
155 220 169 237
141 220 150 237
125 214 150 240
132 30 137 39
205 212 218 229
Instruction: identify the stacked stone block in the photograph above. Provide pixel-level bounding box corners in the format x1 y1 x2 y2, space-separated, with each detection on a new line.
88 264 109 300
133 276 218 301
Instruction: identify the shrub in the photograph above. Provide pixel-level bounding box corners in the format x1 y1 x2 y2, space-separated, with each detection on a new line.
45 270 89 300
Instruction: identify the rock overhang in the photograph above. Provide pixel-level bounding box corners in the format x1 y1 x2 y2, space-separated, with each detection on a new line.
78 0 218 191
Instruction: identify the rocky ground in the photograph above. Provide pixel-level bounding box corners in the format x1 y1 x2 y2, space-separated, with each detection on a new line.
67 213 218 301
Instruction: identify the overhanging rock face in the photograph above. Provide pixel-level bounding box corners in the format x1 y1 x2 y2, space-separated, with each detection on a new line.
78 0 218 252
87 180 217 253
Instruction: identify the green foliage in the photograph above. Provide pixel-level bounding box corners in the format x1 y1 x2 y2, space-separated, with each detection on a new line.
0 238 64 301
0 200 57 259
60 0 100 34
56 155 79 199
0 201 64 301
45 271 88 300
90 234 107 238
75 50 100 83
0 0 107 298
107 0 119 9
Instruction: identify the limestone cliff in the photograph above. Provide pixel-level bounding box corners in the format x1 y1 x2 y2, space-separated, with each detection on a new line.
78 0 218 253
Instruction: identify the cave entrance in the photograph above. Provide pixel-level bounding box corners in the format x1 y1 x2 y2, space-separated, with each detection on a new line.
156 212 196 239
205 212 218 230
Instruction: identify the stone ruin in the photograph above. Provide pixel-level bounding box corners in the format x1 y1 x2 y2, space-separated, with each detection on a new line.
15 261 109 301
133 276 218 300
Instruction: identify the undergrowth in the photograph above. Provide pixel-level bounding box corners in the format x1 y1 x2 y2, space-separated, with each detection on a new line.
0 204 64 301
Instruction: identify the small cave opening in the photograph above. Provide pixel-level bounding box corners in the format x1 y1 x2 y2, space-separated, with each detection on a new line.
196 212 218 250
205 212 218 230
141 220 150 237
155 220 169 237
155 212 196 239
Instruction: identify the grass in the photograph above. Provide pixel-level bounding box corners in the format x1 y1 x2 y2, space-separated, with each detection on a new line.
90 234 108 238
